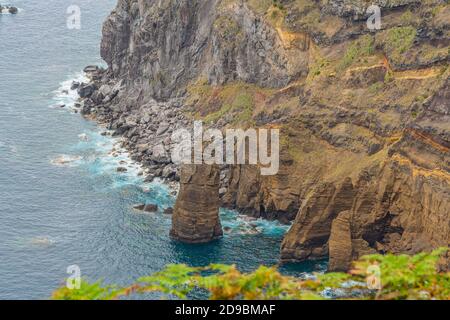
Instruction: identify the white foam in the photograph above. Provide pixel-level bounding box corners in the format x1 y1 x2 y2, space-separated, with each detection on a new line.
30 236 55 247
50 154 83 167
220 208 291 237
50 72 88 112
49 73 157 189
78 133 89 142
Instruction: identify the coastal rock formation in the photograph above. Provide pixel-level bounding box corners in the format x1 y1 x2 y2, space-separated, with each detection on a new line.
78 0 449 269
281 142 449 264
170 164 223 243
0 5 18 14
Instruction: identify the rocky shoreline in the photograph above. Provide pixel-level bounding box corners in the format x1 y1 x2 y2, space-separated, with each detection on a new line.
75 66 268 221
73 68 283 243
75 66 256 223
75 66 185 185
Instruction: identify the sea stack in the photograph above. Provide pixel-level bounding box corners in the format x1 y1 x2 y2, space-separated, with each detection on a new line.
170 164 223 243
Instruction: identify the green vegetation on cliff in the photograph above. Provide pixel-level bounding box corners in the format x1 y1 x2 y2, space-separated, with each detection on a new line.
337 35 375 72
52 248 449 300
379 26 417 59
187 81 276 126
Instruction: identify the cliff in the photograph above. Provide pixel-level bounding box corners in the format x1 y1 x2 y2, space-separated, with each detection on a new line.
81 0 449 270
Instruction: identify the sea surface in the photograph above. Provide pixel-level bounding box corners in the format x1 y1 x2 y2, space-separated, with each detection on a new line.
0 1 326 299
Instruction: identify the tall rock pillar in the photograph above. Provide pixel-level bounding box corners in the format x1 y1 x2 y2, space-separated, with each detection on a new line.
170 164 223 243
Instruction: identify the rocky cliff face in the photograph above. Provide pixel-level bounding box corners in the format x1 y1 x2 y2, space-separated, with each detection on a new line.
100 0 305 101
81 0 449 269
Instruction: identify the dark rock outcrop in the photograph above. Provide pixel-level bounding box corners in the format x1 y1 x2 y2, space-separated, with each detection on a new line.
78 83 96 98
0 5 18 14
133 203 159 212
133 204 145 211
143 204 158 212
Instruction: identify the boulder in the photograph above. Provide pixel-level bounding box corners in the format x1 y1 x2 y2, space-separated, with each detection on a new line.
151 144 170 163
91 91 104 104
71 81 80 90
162 165 175 179
81 104 94 115
83 65 99 73
150 105 160 114
8 7 18 14
78 83 96 98
156 122 170 135
133 204 146 211
143 204 158 212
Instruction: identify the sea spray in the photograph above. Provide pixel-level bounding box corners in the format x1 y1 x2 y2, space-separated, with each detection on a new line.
51 72 89 112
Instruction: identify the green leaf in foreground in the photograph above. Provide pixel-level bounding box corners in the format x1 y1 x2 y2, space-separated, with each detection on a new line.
52 248 450 300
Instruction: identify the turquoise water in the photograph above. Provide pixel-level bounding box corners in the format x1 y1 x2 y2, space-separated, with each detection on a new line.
0 1 326 299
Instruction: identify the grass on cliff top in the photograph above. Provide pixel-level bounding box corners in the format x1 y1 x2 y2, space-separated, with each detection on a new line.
52 248 450 300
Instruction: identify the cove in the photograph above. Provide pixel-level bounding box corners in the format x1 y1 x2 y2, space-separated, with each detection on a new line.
0 0 326 299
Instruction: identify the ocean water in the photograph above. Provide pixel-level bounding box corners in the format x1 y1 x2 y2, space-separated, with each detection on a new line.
0 1 326 299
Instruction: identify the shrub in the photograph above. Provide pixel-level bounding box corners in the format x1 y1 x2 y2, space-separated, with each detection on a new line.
52 248 449 300
381 26 417 61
